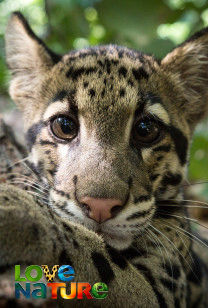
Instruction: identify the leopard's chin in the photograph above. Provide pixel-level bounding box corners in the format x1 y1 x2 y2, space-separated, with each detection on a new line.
101 231 133 250
81 219 134 249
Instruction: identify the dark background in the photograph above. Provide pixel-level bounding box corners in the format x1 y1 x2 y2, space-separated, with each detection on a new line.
0 0 208 200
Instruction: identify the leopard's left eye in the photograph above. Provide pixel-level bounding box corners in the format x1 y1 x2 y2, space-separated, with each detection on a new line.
50 116 78 140
133 118 161 145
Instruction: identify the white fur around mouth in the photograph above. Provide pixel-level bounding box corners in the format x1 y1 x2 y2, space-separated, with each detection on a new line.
93 226 132 249
102 231 132 249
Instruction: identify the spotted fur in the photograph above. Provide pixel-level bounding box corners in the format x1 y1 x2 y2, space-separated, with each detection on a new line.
0 11 208 307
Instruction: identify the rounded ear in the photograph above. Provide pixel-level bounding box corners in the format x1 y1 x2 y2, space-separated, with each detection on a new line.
5 12 61 109
161 28 208 127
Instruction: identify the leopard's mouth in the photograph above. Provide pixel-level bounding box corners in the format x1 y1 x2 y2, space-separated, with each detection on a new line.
91 224 133 249
94 224 123 238
102 230 133 249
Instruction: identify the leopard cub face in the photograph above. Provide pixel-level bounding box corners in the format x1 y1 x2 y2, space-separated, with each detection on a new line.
5 12 208 249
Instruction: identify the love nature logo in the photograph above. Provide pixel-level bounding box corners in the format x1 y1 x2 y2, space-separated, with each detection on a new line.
15 265 108 300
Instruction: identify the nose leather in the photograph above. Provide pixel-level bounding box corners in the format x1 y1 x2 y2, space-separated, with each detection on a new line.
80 197 123 223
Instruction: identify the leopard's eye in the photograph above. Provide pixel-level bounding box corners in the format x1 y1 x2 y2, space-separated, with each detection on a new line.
133 118 160 145
51 116 78 140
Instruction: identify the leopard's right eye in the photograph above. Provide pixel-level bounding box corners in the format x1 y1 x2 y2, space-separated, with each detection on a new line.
51 116 78 140
133 117 161 145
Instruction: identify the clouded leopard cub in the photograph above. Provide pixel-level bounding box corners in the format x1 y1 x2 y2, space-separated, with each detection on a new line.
1 11 208 307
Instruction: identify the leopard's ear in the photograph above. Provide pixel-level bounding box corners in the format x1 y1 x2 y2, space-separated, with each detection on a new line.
5 12 61 108
161 28 208 127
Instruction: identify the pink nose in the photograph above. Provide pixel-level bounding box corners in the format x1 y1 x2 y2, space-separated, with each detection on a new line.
80 197 123 223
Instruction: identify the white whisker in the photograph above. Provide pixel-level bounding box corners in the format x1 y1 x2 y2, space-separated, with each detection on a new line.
148 222 196 279
8 180 49 198
158 210 208 233
8 156 29 168
169 198 208 208
159 220 194 264
9 176 49 192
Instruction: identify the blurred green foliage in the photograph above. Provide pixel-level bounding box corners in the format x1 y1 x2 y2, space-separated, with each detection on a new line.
0 0 208 193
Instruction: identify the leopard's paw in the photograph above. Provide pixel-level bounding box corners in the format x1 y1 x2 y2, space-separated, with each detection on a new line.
0 184 56 266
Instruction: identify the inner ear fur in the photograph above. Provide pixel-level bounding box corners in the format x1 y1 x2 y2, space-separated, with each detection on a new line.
5 11 61 108
161 27 208 127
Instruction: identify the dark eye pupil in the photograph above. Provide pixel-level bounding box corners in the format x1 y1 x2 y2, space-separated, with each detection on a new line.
137 120 154 136
51 116 78 140
57 117 75 134
134 118 160 144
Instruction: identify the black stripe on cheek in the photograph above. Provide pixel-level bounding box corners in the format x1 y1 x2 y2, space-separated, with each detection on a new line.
127 206 154 221
35 160 44 175
26 121 45 150
47 166 56 176
26 161 41 178
155 204 182 218
91 252 115 284
39 140 57 147
153 145 171 152
161 172 182 186
168 126 188 165
134 195 150 203
54 189 70 199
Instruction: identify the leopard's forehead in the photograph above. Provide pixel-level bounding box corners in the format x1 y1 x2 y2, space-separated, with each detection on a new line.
38 45 166 144
38 44 190 146
42 45 159 111
62 44 157 70
39 45 162 130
